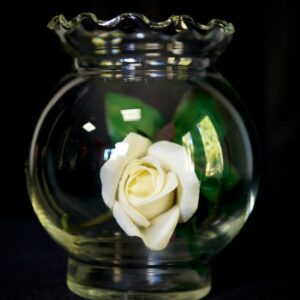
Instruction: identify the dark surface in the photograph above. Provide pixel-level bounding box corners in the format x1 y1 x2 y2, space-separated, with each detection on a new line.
2 0 299 299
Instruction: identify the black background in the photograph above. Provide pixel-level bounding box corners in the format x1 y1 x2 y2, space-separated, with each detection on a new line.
2 0 299 299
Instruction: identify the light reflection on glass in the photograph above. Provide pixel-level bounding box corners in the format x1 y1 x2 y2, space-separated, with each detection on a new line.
179 19 188 30
145 43 160 50
100 60 114 66
145 60 164 66
197 116 224 177
121 58 137 63
125 43 135 51
247 190 256 217
167 57 176 64
100 73 113 79
172 41 184 55
105 142 129 161
103 149 112 161
82 122 96 132
146 73 165 78
146 269 162 285
182 131 195 171
178 58 192 66
218 214 246 239
92 37 106 46
112 267 122 283
145 53 160 57
120 109 142 122
111 48 121 54
124 63 142 70
136 32 145 39
111 37 122 45
95 49 107 55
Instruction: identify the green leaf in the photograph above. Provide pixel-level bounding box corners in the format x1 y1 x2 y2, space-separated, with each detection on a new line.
105 92 165 143
173 90 240 204
173 90 225 143
201 177 222 202
200 164 240 203
222 163 240 191
190 125 206 181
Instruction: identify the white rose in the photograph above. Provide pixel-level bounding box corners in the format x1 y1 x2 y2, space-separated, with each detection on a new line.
100 132 200 250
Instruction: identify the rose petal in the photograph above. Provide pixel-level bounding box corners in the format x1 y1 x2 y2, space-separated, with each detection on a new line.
124 156 165 199
100 133 151 208
129 171 178 207
118 190 151 228
141 205 180 250
118 164 151 228
113 202 142 237
113 202 180 251
141 156 166 194
148 141 200 222
135 190 174 219
125 165 158 198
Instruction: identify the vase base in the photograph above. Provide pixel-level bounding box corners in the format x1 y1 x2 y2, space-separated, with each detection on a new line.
68 280 211 300
67 257 211 300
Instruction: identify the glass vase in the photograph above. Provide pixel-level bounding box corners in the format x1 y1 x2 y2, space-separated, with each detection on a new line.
26 13 259 300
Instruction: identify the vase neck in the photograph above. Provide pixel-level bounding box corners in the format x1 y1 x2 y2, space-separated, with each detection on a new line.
49 13 234 80
74 55 215 79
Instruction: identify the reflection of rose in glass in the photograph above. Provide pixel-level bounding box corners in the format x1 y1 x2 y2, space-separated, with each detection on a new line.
100 133 200 250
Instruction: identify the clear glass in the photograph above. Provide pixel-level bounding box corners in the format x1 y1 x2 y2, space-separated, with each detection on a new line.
26 13 259 300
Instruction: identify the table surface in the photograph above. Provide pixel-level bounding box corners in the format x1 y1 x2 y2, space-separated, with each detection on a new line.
1 219 299 300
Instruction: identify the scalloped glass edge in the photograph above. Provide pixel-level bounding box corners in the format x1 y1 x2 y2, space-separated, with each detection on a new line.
48 12 235 36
